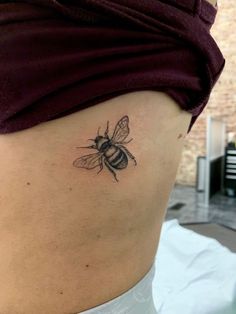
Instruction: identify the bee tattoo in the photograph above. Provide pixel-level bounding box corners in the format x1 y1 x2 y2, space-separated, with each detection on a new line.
73 115 137 182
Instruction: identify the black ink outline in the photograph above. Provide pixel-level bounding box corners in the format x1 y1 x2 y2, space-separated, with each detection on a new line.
73 115 137 181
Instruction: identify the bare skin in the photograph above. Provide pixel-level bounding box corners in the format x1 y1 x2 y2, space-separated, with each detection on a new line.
207 0 217 6
0 91 192 313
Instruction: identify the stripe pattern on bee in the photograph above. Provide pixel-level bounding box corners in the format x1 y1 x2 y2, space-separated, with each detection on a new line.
73 115 137 182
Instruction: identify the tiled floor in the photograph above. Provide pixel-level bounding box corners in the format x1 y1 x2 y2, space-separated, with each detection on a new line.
184 223 236 252
166 184 236 230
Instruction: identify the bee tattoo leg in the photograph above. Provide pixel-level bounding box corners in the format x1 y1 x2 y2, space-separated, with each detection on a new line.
118 145 137 166
97 157 104 175
118 138 133 144
104 159 119 182
104 121 109 137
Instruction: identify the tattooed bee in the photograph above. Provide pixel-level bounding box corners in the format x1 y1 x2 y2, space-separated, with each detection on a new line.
73 115 137 182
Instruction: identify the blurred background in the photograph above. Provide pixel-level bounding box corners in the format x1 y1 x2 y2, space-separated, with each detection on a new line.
166 0 236 252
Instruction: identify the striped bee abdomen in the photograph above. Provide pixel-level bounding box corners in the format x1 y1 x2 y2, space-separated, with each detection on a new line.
105 146 128 170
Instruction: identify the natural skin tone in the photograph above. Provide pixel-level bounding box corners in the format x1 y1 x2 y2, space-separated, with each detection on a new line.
0 91 192 314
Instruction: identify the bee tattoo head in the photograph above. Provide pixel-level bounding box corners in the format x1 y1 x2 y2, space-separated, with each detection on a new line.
73 115 137 182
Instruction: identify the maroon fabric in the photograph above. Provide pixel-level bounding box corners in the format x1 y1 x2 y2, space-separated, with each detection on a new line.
0 0 225 134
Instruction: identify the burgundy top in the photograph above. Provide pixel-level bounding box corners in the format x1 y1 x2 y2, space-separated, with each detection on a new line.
0 0 225 134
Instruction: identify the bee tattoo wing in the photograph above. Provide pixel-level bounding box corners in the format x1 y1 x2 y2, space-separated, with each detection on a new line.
111 115 130 143
73 152 103 169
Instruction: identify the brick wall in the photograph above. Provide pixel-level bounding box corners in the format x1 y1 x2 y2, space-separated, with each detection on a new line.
176 0 236 186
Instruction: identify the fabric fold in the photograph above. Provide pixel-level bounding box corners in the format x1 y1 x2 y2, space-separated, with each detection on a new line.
0 0 225 133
